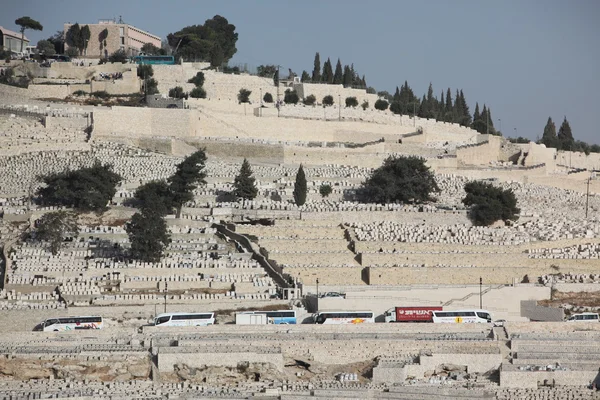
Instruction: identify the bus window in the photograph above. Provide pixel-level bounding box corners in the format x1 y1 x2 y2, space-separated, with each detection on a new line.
156 316 170 325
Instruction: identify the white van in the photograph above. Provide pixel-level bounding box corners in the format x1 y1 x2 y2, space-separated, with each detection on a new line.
566 312 599 322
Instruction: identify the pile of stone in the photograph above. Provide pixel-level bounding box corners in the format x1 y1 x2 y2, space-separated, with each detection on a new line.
529 244 600 259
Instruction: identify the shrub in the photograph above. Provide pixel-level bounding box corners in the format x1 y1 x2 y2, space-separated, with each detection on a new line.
108 49 127 63
238 88 251 103
65 47 79 57
189 87 206 99
72 90 87 96
361 100 369 110
145 78 159 95
462 181 520 226
263 92 273 103
322 95 334 107
168 86 187 99
303 94 316 106
356 156 439 204
233 159 258 200
374 99 389 111
187 71 205 87
91 90 110 99
345 97 358 108
284 89 299 104
319 184 333 198
137 64 154 79
389 101 401 114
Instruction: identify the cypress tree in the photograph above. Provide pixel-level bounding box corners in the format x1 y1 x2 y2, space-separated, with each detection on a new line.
293 164 307 206
473 102 480 123
540 117 558 149
418 94 428 118
557 116 574 151
445 88 453 122
342 65 352 87
361 75 367 89
439 91 445 120
460 90 471 127
322 58 334 84
300 70 310 83
333 58 343 84
233 158 258 200
312 52 321 82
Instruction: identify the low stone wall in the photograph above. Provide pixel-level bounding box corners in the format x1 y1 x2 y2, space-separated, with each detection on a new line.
156 347 284 372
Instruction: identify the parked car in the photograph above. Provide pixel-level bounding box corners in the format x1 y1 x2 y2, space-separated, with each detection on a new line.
319 292 346 299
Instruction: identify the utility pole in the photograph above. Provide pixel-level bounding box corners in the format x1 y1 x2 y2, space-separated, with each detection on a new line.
479 277 482 309
586 175 591 219
338 94 341 121
276 65 281 118
413 102 416 127
486 113 489 135
498 118 502 134
164 281 168 313
316 278 319 312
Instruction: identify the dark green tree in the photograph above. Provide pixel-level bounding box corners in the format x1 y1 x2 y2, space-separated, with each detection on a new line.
34 211 79 255
36 40 56 56
342 65 353 87
333 58 343 84
98 28 108 56
37 163 122 213
66 23 81 54
15 16 43 53
345 97 358 107
263 92 273 103
146 78 159 95
233 158 258 200
167 15 238 62
189 87 206 98
284 89 299 104
169 86 187 99
303 94 316 106
463 181 520 226
47 30 65 55
557 116 574 151
126 211 171 262
188 71 205 86
141 43 162 55
80 25 91 54
312 52 321 82
237 88 251 103
138 64 154 79
168 150 207 215
257 64 277 77
209 43 224 68
539 117 558 149
322 95 334 106
108 49 127 63
356 156 439 204
361 100 369 110
322 58 333 84
444 88 453 122
319 184 332 198
374 99 389 111
293 164 307 206
132 180 174 216
300 70 310 82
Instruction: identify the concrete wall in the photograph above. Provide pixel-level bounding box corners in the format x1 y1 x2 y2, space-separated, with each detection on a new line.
92 107 199 138
157 348 284 372
557 150 600 170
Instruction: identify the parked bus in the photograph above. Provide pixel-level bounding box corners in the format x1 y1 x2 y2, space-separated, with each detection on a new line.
152 312 215 327
431 310 492 324
313 311 375 325
132 55 175 65
236 310 297 325
567 312 599 322
42 316 103 332
385 306 443 323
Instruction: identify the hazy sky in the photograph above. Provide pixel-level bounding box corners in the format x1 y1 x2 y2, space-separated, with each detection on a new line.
4 0 600 144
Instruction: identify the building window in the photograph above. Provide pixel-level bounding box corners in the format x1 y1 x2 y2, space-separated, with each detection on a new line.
119 27 124 36
121 37 125 45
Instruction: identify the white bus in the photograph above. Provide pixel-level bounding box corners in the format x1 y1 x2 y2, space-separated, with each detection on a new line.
567 312 599 322
432 310 492 324
42 316 103 332
152 312 215 327
313 311 375 324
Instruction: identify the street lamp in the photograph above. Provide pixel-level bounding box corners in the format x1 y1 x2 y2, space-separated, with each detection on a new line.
84 39 89 56
514 127 517 137
316 278 319 312
479 277 483 309
338 94 341 121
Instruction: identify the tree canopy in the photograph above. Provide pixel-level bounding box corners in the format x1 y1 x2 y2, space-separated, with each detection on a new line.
132 180 174 216
293 165 307 206
36 163 122 213
167 15 238 63
15 16 43 52
34 211 79 255
168 150 207 214
233 159 258 200
141 43 164 55
462 181 520 226
36 40 56 56
126 211 171 262
356 156 439 204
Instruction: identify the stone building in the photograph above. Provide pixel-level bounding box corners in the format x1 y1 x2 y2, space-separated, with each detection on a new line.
0 25 29 53
63 19 161 58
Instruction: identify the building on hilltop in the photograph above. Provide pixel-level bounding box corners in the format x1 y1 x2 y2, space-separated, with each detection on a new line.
0 26 29 54
63 18 161 58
